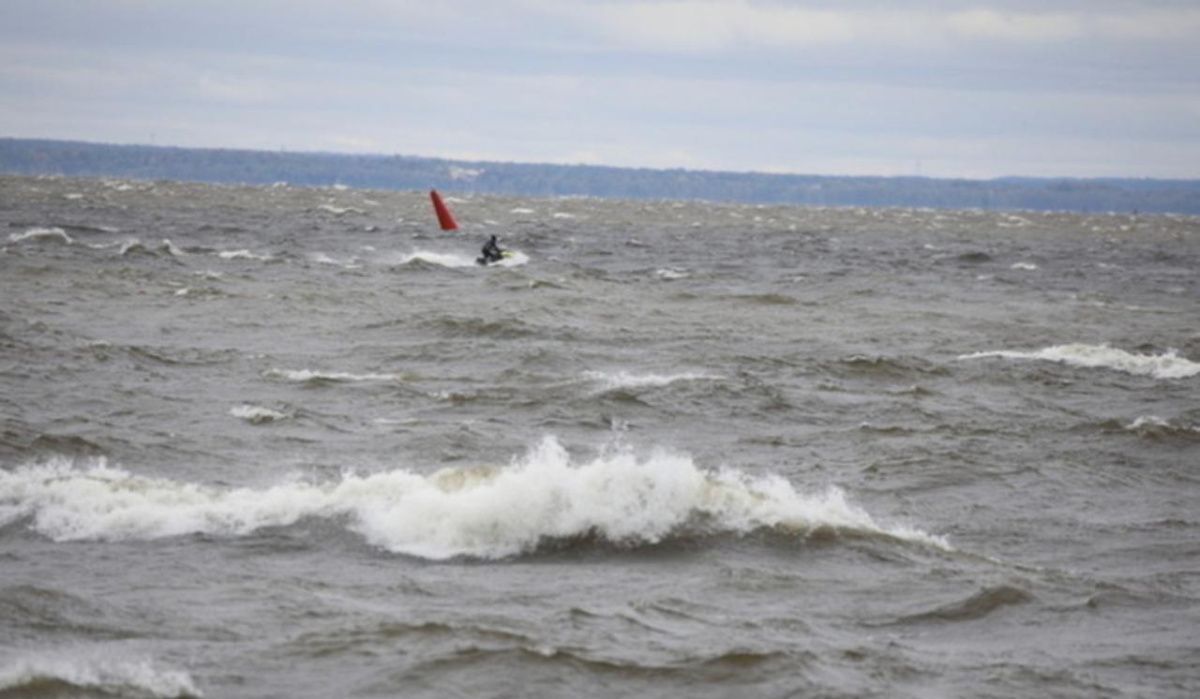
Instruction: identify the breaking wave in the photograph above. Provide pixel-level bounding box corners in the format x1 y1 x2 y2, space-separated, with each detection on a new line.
0 652 201 698
7 227 74 244
958 343 1200 379
229 404 290 424
1121 415 1200 439
0 437 947 560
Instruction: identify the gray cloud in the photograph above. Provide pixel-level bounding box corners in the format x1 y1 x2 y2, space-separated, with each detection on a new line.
0 0 1197 178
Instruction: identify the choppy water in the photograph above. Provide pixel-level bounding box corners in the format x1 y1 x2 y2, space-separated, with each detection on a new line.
2 174 1199 698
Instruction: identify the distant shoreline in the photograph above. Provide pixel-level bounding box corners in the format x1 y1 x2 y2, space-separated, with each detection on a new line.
3 137 1198 215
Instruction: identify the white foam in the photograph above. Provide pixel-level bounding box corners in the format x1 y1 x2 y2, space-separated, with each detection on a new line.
1010 261 1039 270
0 438 947 559
584 370 722 391
387 249 528 268
264 368 405 383
317 203 362 216
217 249 272 261
309 252 360 268
958 343 1200 379
230 405 289 424
493 250 529 267
396 252 480 269
1127 415 1171 430
1125 415 1199 434
0 652 201 698
656 268 689 280
8 227 74 244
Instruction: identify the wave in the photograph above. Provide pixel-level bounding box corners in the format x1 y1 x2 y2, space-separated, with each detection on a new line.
308 252 361 268
7 227 74 245
0 437 947 560
0 652 200 698
117 238 186 258
656 268 689 280
229 405 290 424
316 203 363 216
884 585 1034 625
387 249 530 269
1120 415 1200 440
583 370 723 392
263 368 408 384
958 343 1200 379
216 249 272 261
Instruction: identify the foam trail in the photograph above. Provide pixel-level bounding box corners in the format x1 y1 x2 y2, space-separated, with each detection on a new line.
958 343 1200 379
389 250 529 268
0 438 947 559
391 250 478 268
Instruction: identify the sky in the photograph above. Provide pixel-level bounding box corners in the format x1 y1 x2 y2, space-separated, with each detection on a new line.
2 0 1199 180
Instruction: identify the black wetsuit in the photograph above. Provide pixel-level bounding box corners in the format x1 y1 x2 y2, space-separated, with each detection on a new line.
479 236 504 264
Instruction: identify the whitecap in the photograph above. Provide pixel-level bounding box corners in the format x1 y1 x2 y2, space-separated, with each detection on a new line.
309 252 360 268
0 652 201 698
0 439 948 559
217 249 272 261
8 227 74 244
583 370 723 391
263 368 405 383
958 343 1200 379
119 238 150 256
1010 262 1039 270
317 203 363 216
230 405 289 424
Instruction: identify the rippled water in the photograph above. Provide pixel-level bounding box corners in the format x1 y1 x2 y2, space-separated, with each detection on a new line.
2 175 1199 698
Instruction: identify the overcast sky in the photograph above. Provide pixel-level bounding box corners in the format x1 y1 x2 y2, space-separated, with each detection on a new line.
2 1 1198 179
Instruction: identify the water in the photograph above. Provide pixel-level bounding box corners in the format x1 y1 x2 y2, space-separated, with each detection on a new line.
2 174 1198 698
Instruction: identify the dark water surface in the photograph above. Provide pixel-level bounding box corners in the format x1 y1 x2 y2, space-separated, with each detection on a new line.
2 175 1198 697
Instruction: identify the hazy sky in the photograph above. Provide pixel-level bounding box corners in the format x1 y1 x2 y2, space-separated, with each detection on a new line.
2 1 1198 179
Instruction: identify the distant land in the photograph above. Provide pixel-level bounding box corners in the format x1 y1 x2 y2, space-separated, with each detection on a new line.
3 137 1199 214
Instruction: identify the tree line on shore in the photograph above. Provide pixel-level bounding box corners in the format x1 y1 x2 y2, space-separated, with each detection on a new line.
3 137 1197 214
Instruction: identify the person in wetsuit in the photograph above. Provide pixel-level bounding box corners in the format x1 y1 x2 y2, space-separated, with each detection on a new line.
479 235 504 265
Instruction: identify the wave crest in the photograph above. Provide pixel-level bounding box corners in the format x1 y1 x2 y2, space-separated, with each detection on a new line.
958 343 1200 379
0 653 201 698
0 438 946 560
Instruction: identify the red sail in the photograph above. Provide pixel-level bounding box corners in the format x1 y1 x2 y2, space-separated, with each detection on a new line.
429 189 458 231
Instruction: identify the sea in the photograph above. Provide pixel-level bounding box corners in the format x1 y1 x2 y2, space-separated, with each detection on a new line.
1 174 1198 698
